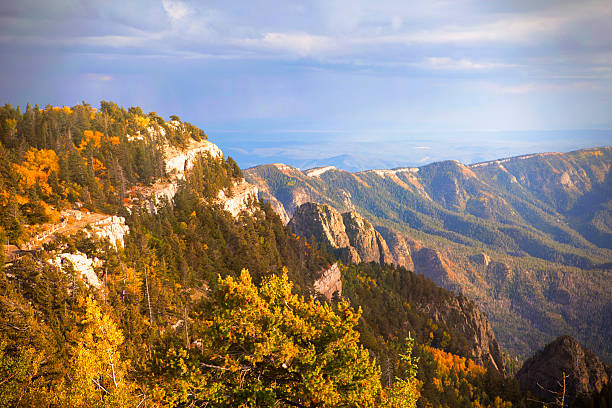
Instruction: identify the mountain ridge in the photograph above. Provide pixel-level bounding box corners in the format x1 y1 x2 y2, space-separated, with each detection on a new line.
245 146 612 361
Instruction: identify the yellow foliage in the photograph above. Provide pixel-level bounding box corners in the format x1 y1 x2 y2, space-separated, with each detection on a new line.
91 157 107 176
4 118 17 129
107 136 121 145
14 148 60 195
133 115 150 129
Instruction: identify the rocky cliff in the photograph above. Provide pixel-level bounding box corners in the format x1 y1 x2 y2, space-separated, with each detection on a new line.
288 203 395 266
216 179 259 217
48 251 102 288
86 215 130 249
164 138 223 179
418 293 506 371
516 335 611 404
125 137 258 218
287 203 506 371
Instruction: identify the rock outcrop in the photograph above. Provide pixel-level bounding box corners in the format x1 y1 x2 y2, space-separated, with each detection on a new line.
216 179 259 217
341 212 394 265
469 253 491 266
288 203 397 266
516 335 611 404
86 215 130 249
288 203 351 250
313 263 342 301
164 138 222 179
418 294 506 372
49 252 102 288
376 227 414 270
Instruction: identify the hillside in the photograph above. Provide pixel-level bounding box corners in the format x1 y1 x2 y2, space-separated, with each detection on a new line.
245 149 612 361
0 101 539 407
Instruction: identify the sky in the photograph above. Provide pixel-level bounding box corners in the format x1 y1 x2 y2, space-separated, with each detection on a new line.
1 0 611 170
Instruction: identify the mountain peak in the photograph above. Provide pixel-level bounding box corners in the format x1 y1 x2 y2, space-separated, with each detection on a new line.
516 335 611 404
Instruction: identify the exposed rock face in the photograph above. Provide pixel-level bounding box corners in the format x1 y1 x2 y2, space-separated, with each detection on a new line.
216 179 259 217
419 293 506 372
164 139 222 179
245 148 612 361
86 215 130 249
470 253 491 266
49 252 101 288
313 263 342 301
516 335 611 404
288 203 397 266
341 212 394 264
376 227 414 270
286 202 506 372
288 203 351 250
127 137 256 219
411 247 455 286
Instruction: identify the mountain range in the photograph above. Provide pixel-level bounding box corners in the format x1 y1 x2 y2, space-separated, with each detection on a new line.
245 147 612 362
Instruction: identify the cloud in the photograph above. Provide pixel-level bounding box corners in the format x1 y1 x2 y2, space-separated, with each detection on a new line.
419 57 516 71
162 0 192 22
238 32 336 57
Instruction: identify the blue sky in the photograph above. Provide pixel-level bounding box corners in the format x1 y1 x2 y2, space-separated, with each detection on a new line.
1 0 611 170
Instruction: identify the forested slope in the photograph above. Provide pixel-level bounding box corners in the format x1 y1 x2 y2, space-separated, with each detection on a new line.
0 101 539 407
245 149 612 361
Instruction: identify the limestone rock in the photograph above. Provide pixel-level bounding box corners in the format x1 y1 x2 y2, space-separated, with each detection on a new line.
164 139 222 179
49 252 101 288
217 179 259 217
86 215 130 249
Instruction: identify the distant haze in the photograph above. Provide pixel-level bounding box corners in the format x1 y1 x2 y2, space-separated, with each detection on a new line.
213 129 612 171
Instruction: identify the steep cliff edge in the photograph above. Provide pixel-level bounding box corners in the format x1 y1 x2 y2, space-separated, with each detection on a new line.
288 203 394 266
516 335 611 404
288 202 506 372
418 293 506 372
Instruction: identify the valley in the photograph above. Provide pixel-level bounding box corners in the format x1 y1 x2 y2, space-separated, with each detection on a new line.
245 148 612 362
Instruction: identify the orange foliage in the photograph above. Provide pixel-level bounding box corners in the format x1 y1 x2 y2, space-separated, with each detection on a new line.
47 106 73 114
108 136 121 145
79 130 121 150
14 148 60 195
425 346 486 378
91 158 107 177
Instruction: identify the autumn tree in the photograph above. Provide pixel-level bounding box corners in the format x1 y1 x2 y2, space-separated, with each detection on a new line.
153 269 384 407
55 296 138 408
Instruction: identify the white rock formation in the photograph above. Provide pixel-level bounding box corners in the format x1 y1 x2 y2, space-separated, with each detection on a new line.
49 252 101 288
217 180 259 217
86 216 130 249
164 139 222 179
